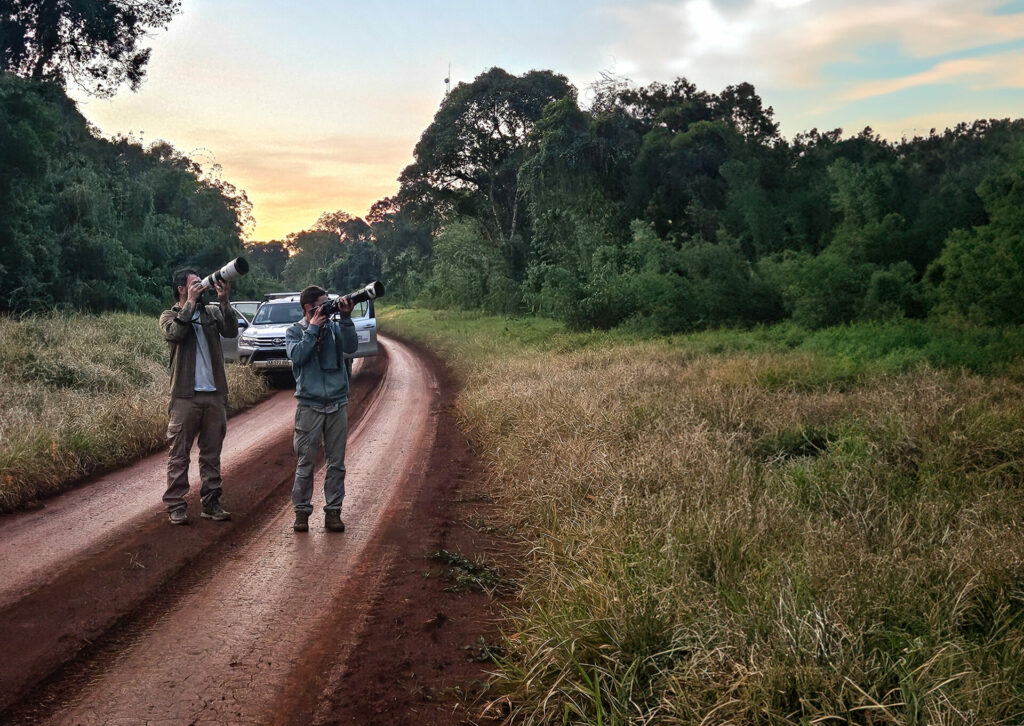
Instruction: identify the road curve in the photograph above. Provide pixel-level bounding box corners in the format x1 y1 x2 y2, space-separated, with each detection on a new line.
0 356 381 713
0 381 317 609
26 337 437 724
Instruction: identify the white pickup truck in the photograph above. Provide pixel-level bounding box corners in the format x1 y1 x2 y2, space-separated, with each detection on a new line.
220 300 261 363
231 293 379 373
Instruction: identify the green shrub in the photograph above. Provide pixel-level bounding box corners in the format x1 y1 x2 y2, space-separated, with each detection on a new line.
928 153 1024 325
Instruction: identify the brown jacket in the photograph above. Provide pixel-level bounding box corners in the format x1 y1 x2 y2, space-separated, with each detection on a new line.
159 300 239 399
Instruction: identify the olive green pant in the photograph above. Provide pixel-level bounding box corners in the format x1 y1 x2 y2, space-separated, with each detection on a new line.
164 392 227 512
292 404 348 514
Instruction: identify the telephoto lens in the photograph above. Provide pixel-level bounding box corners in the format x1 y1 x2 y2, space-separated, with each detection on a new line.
345 280 385 305
316 282 385 319
200 257 249 291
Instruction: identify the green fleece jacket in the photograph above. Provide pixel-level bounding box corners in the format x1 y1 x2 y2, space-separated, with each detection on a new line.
159 300 238 398
286 316 358 407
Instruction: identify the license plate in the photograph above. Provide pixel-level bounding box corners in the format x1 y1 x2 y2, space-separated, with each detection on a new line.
255 359 291 369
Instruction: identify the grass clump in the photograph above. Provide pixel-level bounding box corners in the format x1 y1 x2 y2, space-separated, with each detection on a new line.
429 548 504 594
0 312 267 511
381 306 1024 725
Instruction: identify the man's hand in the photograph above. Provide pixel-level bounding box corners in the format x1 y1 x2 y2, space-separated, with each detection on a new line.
338 296 354 316
214 279 231 305
310 304 329 327
186 279 203 304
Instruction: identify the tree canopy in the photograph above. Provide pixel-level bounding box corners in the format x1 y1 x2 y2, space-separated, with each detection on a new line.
399 67 575 280
1 0 180 96
0 73 249 311
6 64 1024 334
381 69 1024 331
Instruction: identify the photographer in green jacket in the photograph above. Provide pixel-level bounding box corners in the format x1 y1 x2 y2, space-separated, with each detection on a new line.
159 268 238 525
285 285 358 533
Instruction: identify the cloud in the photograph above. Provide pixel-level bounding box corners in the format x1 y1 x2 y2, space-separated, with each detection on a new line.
606 0 1024 91
841 50 1024 100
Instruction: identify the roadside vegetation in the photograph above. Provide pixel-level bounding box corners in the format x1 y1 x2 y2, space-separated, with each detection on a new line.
382 307 1024 724
0 312 267 512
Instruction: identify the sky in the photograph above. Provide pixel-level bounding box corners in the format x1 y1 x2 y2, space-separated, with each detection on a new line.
70 0 1024 241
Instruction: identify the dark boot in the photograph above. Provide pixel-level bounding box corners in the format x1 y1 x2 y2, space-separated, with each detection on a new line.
293 511 310 532
201 497 232 521
324 509 345 532
168 507 189 525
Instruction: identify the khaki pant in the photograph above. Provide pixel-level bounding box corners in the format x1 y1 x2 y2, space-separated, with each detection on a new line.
164 392 227 512
292 404 348 514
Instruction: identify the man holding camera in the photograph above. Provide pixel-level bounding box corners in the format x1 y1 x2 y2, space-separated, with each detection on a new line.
159 269 238 525
286 285 358 532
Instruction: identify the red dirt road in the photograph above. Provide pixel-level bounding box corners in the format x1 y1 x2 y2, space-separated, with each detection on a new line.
29 338 436 724
0 337 504 725
0 356 379 714
0 377 321 610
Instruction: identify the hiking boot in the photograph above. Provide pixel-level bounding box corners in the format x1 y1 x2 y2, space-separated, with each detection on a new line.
293 511 310 532
168 508 189 525
201 498 232 521
324 509 345 532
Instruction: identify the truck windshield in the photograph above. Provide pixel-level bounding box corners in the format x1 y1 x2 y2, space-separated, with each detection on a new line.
253 302 303 325
234 302 261 321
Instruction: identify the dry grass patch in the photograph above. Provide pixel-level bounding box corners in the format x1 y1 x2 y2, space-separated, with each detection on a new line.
0 313 267 511
382 309 1024 725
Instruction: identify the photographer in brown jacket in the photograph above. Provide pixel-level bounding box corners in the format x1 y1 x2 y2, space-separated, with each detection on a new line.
158 268 239 525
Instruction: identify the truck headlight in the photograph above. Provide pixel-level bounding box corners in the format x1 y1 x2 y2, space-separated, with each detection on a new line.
239 335 257 346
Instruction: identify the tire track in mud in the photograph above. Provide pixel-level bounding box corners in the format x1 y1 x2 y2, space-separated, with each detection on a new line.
0 386 306 611
10 338 437 725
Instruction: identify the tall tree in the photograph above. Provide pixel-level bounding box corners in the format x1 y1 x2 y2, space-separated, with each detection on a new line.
245 241 289 278
314 209 372 244
1 0 180 97
281 229 339 289
0 74 248 312
399 67 575 277
928 147 1024 324
366 196 433 301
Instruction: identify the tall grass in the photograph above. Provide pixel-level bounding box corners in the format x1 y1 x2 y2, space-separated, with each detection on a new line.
0 313 267 511
381 307 1024 725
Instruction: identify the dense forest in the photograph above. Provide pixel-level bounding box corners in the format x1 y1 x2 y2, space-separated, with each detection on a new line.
243 66 1024 331
3 64 1024 329
0 73 255 311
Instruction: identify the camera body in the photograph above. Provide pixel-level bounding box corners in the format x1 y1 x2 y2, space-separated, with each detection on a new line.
315 297 347 318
